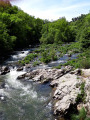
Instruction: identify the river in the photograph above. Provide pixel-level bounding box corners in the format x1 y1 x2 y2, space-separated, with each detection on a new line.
0 49 55 120
0 48 78 120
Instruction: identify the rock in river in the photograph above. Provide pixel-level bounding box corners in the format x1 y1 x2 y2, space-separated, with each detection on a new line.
17 65 73 83
17 67 90 117
17 67 23 71
0 66 10 75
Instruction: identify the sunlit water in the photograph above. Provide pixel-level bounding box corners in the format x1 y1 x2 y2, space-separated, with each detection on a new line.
0 69 53 120
0 49 54 120
0 49 78 120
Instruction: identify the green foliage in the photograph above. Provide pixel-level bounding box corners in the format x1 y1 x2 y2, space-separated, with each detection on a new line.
0 3 90 71
33 61 40 67
0 5 44 56
0 21 16 55
56 48 90 69
80 58 90 69
18 60 25 65
71 13 90 49
19 53 38 65
40 18 75 44
39 46 58 63
76 82 86 103
71 107 90 120
24 53 37 62
40 51 51 63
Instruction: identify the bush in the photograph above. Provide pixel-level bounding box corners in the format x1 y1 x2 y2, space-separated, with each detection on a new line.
24 53 38 62
76 82 86 103
40 48 58 63
71 107 88 120
19 53 38 65
18 60 25 65
80 58 90 69
33 61 40 67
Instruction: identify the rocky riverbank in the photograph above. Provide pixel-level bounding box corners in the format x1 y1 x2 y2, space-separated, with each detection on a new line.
17 66 90 118
0 64 90 119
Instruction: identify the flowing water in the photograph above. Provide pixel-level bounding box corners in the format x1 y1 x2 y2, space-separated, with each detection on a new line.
0 49 54 120
0 48 78 120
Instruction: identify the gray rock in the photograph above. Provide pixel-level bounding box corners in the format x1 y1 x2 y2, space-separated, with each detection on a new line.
0 66 10 75
17 67 23 71
21 51 24 54
17 67 90 116
17 73 26 79
50 80 59 87
83 69 90 115
53 73 81 116
70 69 82 75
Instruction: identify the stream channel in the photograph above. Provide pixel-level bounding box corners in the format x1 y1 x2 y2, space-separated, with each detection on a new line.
0 47 78 120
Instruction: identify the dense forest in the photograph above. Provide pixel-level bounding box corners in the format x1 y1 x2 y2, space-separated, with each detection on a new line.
0 0 90 57
0 1 44 56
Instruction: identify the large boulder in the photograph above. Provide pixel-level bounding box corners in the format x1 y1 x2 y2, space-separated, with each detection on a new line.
53 73 82 116
81 69 90 115
52 69 90 117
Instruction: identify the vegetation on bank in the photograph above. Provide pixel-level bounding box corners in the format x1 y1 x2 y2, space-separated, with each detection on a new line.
0 1 90 120
71 107 90 120
1 2 88 67
18 53 38 65
76 82 86 104
0 1 90 60
0 1 44 56
55 49 90 69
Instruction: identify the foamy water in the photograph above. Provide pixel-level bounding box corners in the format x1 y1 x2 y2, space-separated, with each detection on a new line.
0 49 55 120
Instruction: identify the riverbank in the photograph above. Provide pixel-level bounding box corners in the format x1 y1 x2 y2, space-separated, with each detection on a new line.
16 65 90 119
0 43 90 120
15 42 90 120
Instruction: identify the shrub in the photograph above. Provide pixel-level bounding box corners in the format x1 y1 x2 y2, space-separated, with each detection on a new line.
24 53 38 62
33 61 40 67
76 82 86 103
71 107 89 120
19 53 38 65
80 58 90 69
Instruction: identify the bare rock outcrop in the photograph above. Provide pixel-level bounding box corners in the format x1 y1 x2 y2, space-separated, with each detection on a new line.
52 73 81 115
17 65 73 83
17 66 90 117
52 69 90 117
81 69 90 115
